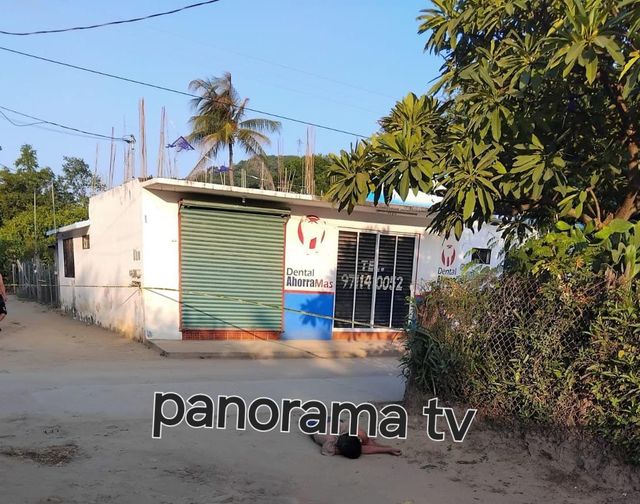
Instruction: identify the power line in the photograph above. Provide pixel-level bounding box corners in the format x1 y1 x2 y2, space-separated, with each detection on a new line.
9 280 403 333
0 46 368 138
0 105 131 143
0 109 110 140
0 109 45 127
0 0 222 36
36 124 125 142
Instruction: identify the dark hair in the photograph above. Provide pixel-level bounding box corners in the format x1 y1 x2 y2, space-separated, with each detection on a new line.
336 434 362 459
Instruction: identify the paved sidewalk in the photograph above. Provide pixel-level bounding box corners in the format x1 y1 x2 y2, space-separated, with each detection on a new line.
148 338 403 359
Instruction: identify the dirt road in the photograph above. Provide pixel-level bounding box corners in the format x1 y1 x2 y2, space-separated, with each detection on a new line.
0 297 637 503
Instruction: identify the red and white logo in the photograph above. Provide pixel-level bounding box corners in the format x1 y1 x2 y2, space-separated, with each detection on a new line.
441 244 456 267
297 215 326 251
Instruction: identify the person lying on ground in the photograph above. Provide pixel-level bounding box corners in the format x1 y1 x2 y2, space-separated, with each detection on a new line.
309 418 402 459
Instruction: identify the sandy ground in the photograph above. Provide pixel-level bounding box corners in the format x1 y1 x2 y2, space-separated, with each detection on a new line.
0 296 638 504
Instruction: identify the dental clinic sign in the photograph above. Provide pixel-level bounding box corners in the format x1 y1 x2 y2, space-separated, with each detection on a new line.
284 215 337 292
438 241 459 277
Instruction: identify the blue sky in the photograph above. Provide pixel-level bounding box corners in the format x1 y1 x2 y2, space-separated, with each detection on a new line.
0 0 441 183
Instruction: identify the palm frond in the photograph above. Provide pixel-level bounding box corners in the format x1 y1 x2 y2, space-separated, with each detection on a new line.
236 129 269 158
232 98 248 122
211 72 241 105
240 118 282 134
190 144 221 175
237 128 270 146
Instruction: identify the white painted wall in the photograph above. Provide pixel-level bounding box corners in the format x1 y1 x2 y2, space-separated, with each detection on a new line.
138 197 434 340
287 207 504 303
55 180 505 341
58 180 144 339
140 189 182 340
416 223 504 290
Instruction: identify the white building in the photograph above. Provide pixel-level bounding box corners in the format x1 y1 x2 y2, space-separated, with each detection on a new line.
47 178 503 341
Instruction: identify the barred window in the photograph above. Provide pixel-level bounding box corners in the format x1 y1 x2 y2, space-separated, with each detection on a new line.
334 231 416 329
82 235 90 249
471 248 491 265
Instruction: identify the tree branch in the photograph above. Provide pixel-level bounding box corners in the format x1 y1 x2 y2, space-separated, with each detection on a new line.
587 187 602 226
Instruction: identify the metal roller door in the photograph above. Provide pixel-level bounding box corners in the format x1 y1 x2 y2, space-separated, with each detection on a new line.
179 201 288 332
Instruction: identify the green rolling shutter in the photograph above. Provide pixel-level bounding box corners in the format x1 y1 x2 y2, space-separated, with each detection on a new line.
179 201 287 331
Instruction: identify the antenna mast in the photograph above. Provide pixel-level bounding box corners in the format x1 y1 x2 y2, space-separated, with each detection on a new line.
157 107 166 177
138 98 147 178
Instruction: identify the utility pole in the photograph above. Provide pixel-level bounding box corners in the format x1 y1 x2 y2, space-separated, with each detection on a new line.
33 189 38 258
51 182 57 230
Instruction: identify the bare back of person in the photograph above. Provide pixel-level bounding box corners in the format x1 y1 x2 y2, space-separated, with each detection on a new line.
310 417 401 458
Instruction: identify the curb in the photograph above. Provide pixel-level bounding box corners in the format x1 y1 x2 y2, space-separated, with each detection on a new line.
146 340 401 360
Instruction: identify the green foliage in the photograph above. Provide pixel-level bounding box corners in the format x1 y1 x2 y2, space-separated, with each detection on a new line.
237 154 335 194
189 154 335 195
327 0 640 242
0 205 87 263
58 156 105 206
506 219 640 280
0 145 98 270
402 270 640 464
595 219 640 280
402 272 495 399
0 145 55 226
581 293 640 464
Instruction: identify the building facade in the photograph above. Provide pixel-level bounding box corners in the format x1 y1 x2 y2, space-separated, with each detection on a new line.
49 178 503 341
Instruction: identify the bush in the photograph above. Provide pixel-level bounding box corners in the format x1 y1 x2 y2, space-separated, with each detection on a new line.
401 271 640 465
580 292 640 465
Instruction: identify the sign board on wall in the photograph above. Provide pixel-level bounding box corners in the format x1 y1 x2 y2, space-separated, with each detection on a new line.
284 215 338 293
438 240 458 277
416 225 504 288
282 215 338 340
415 233 462 286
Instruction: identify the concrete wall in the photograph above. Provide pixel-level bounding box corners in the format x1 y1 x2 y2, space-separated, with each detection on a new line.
282 205 428 339
140 189 182 340
133 192 505 341
55 181 504 342
58 181 144 339
416 223 505 289
282 207 504 339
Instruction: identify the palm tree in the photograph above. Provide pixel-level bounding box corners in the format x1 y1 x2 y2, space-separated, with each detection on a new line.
187 72 281 186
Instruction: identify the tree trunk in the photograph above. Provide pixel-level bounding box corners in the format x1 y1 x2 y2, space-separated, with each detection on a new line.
600 71 639 221
228 142 234 187
615 190 639 221
614 123 639 220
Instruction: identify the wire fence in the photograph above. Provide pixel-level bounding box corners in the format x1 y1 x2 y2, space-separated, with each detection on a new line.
422 272 607 353
408 270 610 417
12 259 59 307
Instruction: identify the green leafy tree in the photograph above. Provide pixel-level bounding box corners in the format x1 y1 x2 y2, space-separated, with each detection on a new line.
0 205 87 262
57 156 105 206
14 143 38 171
191 154 336 195
326 0 640 245
235 154 335 194
0 145 55 226
187 72 281 186
0 146 95 268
